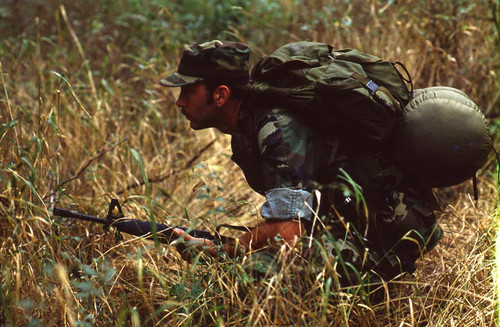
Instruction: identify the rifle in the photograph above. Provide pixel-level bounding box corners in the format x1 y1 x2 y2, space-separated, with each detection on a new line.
53 199 234 245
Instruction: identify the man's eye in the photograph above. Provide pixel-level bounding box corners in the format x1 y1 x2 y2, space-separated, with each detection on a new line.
182 86 195 95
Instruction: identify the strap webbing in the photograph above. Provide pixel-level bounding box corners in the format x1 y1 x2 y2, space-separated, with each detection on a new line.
473 173 478 202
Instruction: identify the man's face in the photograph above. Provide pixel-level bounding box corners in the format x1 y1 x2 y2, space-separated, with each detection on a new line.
175 82 218 130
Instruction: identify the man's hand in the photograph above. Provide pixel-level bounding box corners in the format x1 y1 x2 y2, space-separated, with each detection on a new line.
172 220 305 262
240 220 305 250
172 228 217 260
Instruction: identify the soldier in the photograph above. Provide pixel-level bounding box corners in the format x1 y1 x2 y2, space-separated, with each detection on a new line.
160 40 443 287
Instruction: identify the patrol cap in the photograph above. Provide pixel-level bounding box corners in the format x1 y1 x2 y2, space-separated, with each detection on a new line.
160 40 250 87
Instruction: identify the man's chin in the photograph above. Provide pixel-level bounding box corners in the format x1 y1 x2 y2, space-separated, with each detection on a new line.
189 122 206 130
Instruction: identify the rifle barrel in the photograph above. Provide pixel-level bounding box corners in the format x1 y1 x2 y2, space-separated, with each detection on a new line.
53 207 108 224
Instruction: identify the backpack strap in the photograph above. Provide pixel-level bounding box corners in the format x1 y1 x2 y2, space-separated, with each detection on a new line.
472 173 479 202
393 61 414 96
472 143 500 202
493 144 500 185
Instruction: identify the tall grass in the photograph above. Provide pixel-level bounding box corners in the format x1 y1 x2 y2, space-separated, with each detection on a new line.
0 0 498 325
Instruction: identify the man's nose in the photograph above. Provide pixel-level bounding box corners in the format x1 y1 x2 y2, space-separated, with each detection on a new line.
175 96 185 108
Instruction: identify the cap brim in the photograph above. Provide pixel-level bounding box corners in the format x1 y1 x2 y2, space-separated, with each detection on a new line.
159 72 203 87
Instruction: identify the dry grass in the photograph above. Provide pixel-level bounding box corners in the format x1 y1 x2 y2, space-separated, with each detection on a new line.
0 0 499 326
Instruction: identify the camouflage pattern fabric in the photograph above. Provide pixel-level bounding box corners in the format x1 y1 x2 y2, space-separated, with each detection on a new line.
231 105 333 196
309 230 400 286
160 40 250 87
311 192 443 284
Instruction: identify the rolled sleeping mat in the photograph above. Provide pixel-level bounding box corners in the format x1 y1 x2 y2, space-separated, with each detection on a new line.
392 86 492 187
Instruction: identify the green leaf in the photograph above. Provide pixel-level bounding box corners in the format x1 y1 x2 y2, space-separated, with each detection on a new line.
102 266 116 283
50 71 91 118
73 281 93 292
47 109 60 133
81 264 100 277
130 148 149 195
20 157 37 183
101 78 115 95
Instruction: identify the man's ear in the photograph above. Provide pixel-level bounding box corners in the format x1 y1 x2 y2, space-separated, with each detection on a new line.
213 85 231 107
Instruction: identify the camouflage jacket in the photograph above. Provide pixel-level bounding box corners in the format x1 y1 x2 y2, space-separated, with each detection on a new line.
231 101 339 221
231 99 443 276
230 100 440 224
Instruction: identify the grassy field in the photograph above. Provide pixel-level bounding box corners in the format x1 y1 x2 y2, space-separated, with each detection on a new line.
1 0 499 325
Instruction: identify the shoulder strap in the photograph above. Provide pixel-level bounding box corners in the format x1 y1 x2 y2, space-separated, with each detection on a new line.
393 61 414 96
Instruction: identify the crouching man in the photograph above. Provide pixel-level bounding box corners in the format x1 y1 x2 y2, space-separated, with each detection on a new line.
160 40 443 288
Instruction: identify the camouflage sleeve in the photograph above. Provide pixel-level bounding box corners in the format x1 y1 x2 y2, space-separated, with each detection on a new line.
256 108 321 221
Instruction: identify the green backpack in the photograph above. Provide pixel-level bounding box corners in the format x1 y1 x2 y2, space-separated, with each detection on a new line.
250 41 493 188
250 41 411 150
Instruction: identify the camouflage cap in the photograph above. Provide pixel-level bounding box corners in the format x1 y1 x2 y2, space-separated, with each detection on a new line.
160 40 250 87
